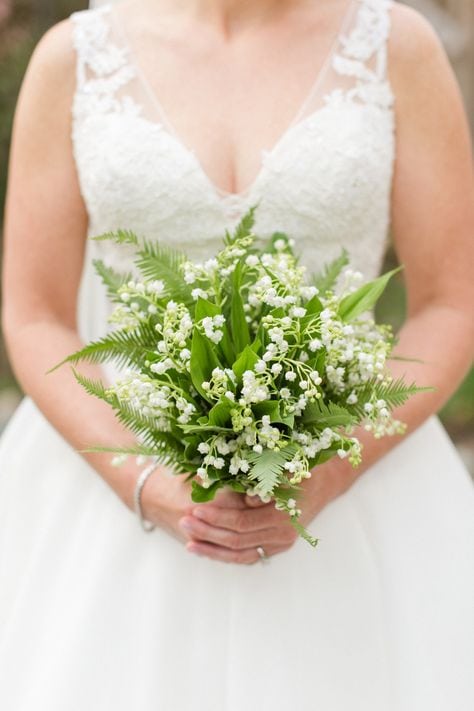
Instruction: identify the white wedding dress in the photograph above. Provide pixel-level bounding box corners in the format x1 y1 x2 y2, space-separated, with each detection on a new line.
0 0 473 708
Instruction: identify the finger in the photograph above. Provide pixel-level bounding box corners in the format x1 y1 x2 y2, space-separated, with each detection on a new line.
212 488 247 509
179 515 296 550
191 503 290 533
186 539 293 565
244 494 269 508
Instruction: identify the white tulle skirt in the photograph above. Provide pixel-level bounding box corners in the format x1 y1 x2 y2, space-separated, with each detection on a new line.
0 396 473 710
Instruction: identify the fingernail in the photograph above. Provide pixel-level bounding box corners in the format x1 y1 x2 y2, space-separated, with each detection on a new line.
193 508 206 520
180 517 193 530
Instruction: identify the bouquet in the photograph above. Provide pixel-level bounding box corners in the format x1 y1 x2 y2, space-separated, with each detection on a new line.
53 207 424 546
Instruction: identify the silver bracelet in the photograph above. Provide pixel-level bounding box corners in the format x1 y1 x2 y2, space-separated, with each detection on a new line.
133 460 159 533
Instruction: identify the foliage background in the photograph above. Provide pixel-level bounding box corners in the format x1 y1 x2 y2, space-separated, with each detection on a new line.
0 0 472 458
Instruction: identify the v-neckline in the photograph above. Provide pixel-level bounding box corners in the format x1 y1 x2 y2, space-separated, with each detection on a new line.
108 0 359 202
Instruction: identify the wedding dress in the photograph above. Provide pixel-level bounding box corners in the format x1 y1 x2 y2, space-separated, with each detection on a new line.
0 0 473 708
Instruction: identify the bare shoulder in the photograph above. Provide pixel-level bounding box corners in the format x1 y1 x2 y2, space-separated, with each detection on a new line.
387 3 459 103
388 2 445 60
17 17 78 115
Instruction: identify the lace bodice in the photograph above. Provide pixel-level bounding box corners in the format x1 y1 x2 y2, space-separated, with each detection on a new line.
70 0 396 343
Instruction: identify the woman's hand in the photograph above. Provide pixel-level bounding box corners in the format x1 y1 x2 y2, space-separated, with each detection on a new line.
178 461 344 564
139 471 249 545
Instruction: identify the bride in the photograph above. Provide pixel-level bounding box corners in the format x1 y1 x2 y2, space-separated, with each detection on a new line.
1 0 473 708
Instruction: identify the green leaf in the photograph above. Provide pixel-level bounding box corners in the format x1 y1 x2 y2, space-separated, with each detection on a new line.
195 297 234 365
312 250 349 294
338 267 402 322
252 401 294 428
92 229 139 246
304 294 324 316
279 404 295 428
252 401 281 420
230 262 251 355
226 205 258 245
267 232 291 253
207 401 233 428
184 437 200 462
181 424 233 435
226 480 247 494
351 377 432 416
81 444 161 458
302 400 355 428
194 297 219 321
92 260 132 302
273 483 303 501
232 344 260 381
190 328 221 400
311 444 341 466
247 444 298 497
191 480 223 502
313 249 349 295
135 240 193 305
71 369 111 403
47 322 157 373
289 517 319 547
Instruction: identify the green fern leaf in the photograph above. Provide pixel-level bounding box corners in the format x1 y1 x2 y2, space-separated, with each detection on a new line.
93 259 132 302
134 240 193 304
312 250 349 294
247 444 298 497
288 517 319 547
92 229 139 245
72 369 112 403
352 377 432 416
48 323 157 372
225 205 258 245
302 400 355 428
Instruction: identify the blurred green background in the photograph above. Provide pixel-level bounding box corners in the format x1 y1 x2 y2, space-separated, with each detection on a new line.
0 0 472 466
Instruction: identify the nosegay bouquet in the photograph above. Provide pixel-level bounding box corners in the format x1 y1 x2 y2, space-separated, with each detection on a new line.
55 208 423 545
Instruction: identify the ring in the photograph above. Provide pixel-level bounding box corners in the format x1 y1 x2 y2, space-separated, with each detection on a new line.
256 546 270 563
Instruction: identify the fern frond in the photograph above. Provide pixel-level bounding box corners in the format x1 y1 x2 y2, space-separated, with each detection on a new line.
302 400 355 428
288 518 319 547
312 250 349 294
134 240 193 304
92 259 132 302
92 229 139 245
111 401 177 447
352 377 432 416
247 444 298 497
72 369 112 403
226 205 258 245
49 323 157 372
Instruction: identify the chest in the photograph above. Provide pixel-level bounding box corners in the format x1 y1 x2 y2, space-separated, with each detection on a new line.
109 1 358 195
71 0 396 281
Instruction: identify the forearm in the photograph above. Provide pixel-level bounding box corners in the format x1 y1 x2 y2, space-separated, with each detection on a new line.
322 301 474 498
4 318 140 509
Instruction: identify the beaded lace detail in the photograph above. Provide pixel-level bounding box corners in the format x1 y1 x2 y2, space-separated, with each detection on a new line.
70 0 395 338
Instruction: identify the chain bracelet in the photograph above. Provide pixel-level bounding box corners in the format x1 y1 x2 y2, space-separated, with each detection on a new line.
133 460 159 533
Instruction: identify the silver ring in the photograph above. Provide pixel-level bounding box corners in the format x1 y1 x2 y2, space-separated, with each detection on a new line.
256 546 270 563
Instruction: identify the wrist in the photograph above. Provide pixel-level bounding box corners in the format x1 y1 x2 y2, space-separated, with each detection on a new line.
310 456 357 504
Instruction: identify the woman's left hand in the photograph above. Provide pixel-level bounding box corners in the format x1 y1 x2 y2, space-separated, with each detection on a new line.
179 459 344 564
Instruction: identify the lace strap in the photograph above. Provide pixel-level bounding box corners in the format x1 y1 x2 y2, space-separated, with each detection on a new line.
70 4 135 102
332 0 394 107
